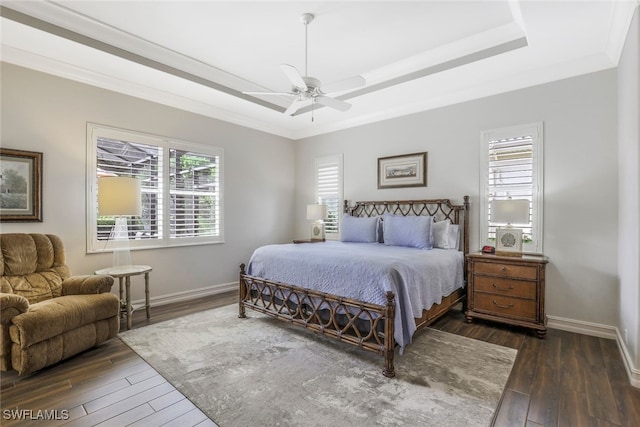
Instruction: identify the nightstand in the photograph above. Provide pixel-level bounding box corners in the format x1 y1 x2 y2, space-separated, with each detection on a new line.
465 252 548 338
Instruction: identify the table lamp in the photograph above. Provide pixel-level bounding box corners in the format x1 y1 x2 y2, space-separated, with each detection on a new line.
98 176 142 267
307 204 327 241
491 198 529 256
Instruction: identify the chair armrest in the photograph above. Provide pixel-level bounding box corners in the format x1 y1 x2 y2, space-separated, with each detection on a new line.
0 293 29 323
62 275 114 295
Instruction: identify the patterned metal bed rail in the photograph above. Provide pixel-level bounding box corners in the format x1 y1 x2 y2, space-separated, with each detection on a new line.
238 263 397 377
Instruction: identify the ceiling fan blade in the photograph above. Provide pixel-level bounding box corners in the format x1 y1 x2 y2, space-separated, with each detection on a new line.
321 75 365 94
280 64 308 91
284 98 312 116
315 96 352 112
242 91 296 96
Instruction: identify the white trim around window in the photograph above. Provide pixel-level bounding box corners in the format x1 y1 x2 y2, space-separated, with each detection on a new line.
86 123 224 253
480 122 544 254
314 154 344 240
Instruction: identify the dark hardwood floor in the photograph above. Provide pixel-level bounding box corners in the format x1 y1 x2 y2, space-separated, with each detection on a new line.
1 291 639 426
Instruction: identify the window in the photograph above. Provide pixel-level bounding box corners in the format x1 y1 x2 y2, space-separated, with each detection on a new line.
87 123 223 252
480 122 543 253
314 154 343 239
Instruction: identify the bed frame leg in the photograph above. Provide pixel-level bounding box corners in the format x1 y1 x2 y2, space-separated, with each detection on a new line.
383 291 396 378
238 263 246 319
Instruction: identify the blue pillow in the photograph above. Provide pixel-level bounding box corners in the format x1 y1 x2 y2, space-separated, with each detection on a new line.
340 215 379 243
383 213 433 249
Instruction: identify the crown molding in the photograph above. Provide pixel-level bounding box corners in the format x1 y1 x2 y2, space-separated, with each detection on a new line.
605 0 639 64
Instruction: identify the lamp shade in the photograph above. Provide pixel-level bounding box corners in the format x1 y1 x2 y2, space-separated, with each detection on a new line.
306 204 327 221
491 199 529 225
98 176 142 216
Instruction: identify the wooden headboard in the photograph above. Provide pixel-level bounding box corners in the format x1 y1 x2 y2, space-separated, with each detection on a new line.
343 196 470 255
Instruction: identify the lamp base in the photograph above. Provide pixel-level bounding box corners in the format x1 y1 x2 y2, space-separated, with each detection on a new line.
111 217 133 268
310 220 325 241
495 227 523 256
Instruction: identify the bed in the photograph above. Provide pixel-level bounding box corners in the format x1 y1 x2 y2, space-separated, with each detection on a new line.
238 197 469 377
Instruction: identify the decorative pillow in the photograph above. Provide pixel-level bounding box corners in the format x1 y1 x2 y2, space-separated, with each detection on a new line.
340 215 380 243
448 224 460 250
382 213 433 249
433 219 451 249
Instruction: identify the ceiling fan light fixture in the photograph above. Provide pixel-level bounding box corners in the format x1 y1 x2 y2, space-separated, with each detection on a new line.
242 11 365 118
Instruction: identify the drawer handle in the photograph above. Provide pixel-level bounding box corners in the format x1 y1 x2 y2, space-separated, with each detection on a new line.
492 283 514 291
493 300 514 309
501 267 507 273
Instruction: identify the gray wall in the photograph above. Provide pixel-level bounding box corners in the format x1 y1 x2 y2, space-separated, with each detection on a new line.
295 69 619 329
618 7 640 370
1 63 296 302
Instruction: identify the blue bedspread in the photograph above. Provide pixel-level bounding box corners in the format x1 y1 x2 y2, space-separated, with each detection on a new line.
247 241 464 350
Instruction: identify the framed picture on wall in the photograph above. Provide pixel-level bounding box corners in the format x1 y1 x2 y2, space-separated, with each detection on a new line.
0 148 43 222
377 152 427 189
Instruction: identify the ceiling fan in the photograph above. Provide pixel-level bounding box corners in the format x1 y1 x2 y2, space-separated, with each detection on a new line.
243 13 366 117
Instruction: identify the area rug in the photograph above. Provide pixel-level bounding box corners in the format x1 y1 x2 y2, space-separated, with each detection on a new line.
120 304 516 427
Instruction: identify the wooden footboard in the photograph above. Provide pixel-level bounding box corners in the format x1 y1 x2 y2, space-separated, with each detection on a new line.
239 263 397 377
239 264 464 378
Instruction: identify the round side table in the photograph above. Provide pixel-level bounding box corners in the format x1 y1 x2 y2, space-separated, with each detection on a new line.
95 265 152 330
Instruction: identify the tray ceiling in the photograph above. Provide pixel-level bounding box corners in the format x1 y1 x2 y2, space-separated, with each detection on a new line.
1 1 637 139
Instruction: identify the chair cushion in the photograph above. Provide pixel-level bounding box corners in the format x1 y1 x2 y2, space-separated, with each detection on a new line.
9 293 120 348
0 234 70 303
1 272 64 303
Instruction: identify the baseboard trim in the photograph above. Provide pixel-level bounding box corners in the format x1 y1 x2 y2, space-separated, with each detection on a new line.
130 281 237 308
615 329 640 388
547 315 639 388
546 315 618 339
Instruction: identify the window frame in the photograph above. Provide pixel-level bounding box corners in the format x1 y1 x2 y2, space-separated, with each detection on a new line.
479 122 544 254
86 123 224 253
314 154 344 240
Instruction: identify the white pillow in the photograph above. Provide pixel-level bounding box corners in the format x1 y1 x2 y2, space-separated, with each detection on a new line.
432 219 451 249
448 224 460 250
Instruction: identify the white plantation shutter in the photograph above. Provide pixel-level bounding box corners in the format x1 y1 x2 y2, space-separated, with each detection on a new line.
96 137 163 242
481 123 543 253
169 148 220 238
87 123 223 252
488 136 534 239
315 155 343 238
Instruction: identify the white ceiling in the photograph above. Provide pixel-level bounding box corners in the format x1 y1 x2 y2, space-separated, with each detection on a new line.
1 1 637 140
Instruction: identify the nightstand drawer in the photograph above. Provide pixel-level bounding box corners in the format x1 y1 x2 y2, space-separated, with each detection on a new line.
474 293 537 321
473 276 536 299
474 262 537 280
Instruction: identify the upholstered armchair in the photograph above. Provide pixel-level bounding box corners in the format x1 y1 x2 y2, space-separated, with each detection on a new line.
1 233 120 375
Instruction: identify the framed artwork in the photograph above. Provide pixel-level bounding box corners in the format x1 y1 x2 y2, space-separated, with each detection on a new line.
496 227 523 256
0 148 43 222
377 152 427 189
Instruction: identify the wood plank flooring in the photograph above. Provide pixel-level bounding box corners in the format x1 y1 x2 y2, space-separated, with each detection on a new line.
1 291 639 426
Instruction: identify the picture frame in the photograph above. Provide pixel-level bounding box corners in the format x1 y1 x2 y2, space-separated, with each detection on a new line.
495 227 523 256
377 152 427 189
0 148 43 222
